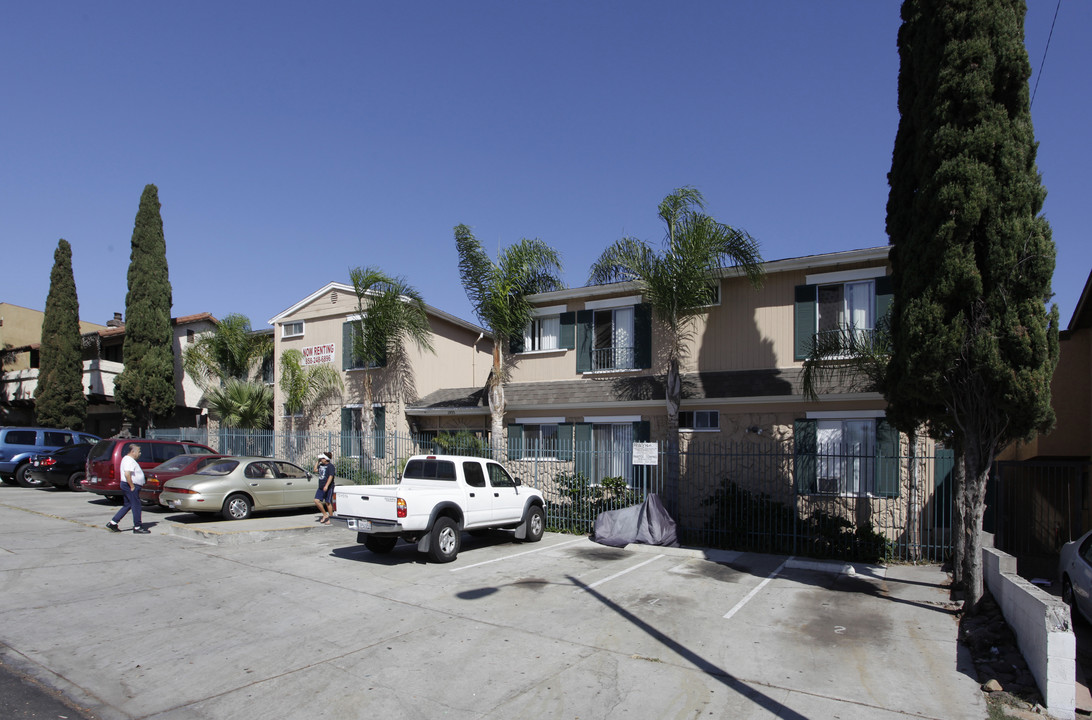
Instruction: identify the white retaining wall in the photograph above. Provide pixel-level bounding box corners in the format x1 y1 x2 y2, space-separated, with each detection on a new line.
983 545 1075 720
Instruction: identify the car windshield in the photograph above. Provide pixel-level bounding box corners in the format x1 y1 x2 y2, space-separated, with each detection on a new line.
197 460 239 476
155 455 198 472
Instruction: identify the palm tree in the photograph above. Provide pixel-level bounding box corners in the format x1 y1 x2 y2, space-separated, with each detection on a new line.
455 225 565 455
588 187 764 511
279 348 344 458
205 379 273 430
348 267 434 453
183 313 272 388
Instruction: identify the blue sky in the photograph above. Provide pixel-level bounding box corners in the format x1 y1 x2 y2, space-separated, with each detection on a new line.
3 2 1089 333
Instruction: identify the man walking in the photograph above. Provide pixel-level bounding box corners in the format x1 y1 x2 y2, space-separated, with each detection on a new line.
106 444 150 534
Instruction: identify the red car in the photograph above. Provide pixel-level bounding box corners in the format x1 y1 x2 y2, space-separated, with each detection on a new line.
139 453 230 506
86 438 216 502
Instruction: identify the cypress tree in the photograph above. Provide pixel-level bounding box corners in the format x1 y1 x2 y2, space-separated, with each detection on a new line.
34 239 87 429
886 0 1059 610
113 184 176 435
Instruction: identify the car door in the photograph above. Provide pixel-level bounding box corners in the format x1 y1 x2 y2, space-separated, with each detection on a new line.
275 461 314 507
485 462 525 523
461 460 492 527
242 461 282 508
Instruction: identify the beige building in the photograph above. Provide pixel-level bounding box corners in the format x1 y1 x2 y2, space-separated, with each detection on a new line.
267 282 494 445
0 302 109 371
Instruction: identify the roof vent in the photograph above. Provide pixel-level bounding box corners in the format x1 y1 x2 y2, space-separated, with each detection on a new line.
331 291 338 304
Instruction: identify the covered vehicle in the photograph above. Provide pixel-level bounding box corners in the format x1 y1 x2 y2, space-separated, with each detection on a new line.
1060 529 1092 623
160 456 318 520
591 493 679 549
139 453 230 506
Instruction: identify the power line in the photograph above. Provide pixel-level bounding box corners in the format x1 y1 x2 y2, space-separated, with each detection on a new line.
1030 0 1062 109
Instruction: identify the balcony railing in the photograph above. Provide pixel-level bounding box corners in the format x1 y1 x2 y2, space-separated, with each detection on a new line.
592 345 635 371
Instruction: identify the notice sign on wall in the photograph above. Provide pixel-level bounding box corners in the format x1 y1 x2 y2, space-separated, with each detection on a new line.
302 343 336 366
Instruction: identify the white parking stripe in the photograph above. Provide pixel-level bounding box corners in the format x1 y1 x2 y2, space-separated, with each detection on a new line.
723 556 791 620
449 538 585 572
575 554 664 592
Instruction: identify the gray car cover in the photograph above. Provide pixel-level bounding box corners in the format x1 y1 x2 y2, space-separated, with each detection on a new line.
591 493 679 548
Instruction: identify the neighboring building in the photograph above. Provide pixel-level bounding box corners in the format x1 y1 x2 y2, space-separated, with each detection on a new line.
1 311 217 436
267 282 494 449
0 302 108 371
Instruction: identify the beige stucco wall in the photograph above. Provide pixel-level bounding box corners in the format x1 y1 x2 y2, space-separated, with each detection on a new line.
0 302 108 370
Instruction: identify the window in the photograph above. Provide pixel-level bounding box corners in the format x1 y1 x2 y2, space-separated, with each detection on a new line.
282 321 304 339
524 316 560 352
680 410 719 431
794 269 891 361
487 463 516 488
523 424 559 457
342 320 386 370
794 416 899 497
592 423 634 483
593 306 634 370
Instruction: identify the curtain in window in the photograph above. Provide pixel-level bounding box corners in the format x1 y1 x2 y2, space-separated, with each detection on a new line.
613 307 633 368
845 281 873 333
593 423 633 482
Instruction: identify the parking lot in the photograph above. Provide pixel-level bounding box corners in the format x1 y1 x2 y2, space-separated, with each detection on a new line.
0 483 986 720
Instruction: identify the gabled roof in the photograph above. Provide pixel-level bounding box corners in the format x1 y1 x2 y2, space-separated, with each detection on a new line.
1069 269 1092 333
266 281 490 337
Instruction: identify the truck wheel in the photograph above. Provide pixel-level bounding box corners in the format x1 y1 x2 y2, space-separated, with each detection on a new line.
222 494 252 520
524 505 545 542
427 517 460 563
364 536 398 554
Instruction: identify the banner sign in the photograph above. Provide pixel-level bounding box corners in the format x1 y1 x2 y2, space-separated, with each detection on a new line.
302 343 336 366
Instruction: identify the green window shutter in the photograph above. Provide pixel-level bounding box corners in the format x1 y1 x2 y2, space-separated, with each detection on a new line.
794 419 817 494
794 285 817 361
574 423 592 480
375 406 386 459
560 312 576 350
557 422 573 461
933 448 954 529
874 274 893 329
342 322 353 370
874 419 899 498
575 310 593 373
340 408 353 457
632 420 650 442
634 303 652 369
507 423 523 461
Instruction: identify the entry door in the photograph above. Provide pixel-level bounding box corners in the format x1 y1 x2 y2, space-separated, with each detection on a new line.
486 462 524 523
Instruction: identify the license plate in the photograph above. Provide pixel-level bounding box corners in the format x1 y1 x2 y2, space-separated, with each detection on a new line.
347 519 371 531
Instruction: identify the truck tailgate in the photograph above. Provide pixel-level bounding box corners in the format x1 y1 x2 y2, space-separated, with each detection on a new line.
334 485 401 521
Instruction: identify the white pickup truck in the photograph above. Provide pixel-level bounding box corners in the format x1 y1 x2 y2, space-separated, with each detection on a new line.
332 454 546 563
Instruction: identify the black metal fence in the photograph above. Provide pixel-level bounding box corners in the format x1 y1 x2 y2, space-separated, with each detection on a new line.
150 427 955 563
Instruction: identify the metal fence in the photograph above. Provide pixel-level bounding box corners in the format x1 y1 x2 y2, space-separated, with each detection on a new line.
150 427 955 563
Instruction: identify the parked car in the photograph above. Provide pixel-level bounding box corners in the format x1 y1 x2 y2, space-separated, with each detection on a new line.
160 456 319 520
1060 529 1092 623
28 443 95 491
139 454 229 506
85 438 216 502
0 427 100 487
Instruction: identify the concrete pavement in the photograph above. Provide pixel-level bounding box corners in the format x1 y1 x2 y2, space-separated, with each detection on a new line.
0 483 987 719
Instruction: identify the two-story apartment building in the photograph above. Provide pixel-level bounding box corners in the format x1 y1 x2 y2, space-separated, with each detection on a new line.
267 282 494 451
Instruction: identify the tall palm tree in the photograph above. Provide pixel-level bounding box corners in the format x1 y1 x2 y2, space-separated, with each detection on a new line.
455 225 565 455
588 187 763 510
348 267 434 452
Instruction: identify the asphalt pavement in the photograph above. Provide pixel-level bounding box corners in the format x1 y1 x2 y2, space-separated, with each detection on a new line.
0 483 987 720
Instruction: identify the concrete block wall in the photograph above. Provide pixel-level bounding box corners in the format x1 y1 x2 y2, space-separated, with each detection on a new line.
983 545 1076 720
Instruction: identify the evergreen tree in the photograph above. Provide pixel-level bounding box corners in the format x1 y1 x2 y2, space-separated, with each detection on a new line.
113 184 176 435
34 239 87 429
886 0 1059 610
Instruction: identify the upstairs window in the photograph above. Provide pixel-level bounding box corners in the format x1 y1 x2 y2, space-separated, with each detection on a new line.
282 321 304 339
525 316 560 352
817 281 874 346
593 306 634 370
794 268 891 361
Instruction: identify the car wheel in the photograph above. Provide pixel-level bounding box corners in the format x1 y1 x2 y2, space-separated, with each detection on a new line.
67 472 87 492
427 517 460 563
1063 576 1082 622
15 463 45 488
222 494 252 521
524 505 545 542
364 536 398 554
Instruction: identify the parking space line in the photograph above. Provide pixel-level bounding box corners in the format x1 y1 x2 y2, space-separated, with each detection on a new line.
723 556 791 620
449 538 585 572
575 554 664 592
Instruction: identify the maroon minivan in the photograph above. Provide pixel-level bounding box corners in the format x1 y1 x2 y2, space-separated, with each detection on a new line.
85 438 216 502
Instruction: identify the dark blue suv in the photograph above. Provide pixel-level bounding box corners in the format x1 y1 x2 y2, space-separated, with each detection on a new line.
0 427 100 487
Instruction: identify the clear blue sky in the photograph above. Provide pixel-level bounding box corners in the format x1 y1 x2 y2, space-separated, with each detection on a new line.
3 2 1088 332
